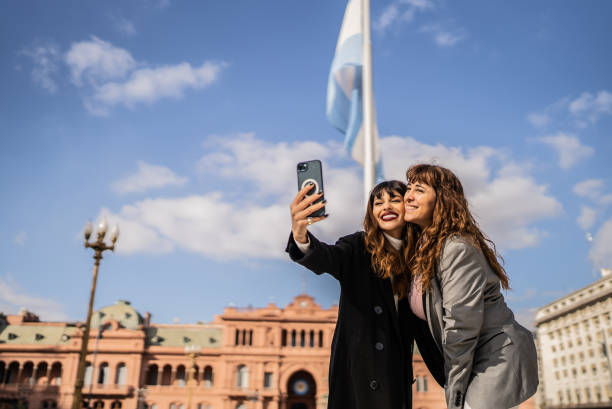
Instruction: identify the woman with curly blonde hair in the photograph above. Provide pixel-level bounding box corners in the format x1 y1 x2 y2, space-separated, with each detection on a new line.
286 179 443 409
402 163 538 409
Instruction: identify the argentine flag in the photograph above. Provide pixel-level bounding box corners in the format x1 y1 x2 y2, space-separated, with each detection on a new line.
326 0 383 181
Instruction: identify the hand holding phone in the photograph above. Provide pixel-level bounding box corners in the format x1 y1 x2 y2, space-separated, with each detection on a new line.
290 160 328 243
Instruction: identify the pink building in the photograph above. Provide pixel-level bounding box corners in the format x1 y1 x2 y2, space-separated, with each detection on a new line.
0 294 459 409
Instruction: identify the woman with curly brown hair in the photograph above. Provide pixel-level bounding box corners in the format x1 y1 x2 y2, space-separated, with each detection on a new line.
285 180 444 409
402 164 538 409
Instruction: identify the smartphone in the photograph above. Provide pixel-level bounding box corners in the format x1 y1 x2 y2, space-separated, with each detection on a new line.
296 159 326 217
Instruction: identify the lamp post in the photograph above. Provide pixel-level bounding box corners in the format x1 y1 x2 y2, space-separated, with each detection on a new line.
71 218 119 409
184 345 200 409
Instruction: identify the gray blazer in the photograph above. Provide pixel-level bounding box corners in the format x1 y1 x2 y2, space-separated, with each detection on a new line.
423 236 538 409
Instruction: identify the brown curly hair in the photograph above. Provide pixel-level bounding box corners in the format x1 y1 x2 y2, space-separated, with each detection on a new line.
402 164 509 291
363 180 410 298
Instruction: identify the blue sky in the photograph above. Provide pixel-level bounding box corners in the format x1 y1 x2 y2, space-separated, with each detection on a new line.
1 0 611 329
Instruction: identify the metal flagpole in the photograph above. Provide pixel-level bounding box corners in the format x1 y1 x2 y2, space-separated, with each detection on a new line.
362 0 375 206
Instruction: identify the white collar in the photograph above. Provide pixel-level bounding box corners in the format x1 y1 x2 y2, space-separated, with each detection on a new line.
382 232 402 250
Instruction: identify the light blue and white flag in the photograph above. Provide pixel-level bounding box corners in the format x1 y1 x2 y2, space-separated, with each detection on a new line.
326 0 383 182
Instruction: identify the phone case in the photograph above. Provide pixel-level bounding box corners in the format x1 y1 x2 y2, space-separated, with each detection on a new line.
296 160 326 217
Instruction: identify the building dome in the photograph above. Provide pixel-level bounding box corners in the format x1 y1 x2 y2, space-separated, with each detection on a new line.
91 300 143 330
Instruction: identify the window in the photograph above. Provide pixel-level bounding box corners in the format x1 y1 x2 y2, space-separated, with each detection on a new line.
236 365 249 388
281 330 287 347
93 401 104 409
291 330 296 347
176 366 186 387
97 363 109 385
203 366 213 388
146 364 159 386
422 376 428 392
264 372 273 389
309 331 314 347
84 363 93 385
111 402 122 409
115 363 127 385
318 330 323 347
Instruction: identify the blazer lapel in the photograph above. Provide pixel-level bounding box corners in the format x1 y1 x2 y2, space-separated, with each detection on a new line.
425 280 444 355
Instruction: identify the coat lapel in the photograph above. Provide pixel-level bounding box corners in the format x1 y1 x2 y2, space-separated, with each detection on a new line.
378 276 401 340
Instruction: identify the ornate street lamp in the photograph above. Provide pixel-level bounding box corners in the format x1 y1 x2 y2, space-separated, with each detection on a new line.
184 345 201 409
71 218 119 409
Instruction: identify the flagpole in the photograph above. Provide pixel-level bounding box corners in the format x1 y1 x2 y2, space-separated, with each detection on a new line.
362 0 376 206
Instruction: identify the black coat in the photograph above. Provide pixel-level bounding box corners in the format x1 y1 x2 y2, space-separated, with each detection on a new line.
286 231 444 409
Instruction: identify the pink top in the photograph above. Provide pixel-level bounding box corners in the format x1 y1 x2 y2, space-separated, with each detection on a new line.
408 276 426 320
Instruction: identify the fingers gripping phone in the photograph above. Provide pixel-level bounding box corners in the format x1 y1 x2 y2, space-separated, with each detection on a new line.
297 160 326 217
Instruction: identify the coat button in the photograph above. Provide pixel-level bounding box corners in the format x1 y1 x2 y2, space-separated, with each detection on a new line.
374 305 383 315
375 342 384 351
369 379 379 391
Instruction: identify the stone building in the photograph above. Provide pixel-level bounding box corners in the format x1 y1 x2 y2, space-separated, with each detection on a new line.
534 269 612 409
0 294 449 409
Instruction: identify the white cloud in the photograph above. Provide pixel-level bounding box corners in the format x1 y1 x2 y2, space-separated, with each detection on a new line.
528 90 612 129
20 44 61 93
111 15 136 36
569 90 612 123
374 4 400 31
101 133 561 261
513 307 538 331
420 24 466 47
111 161 187 194
86 61 225 115
577 206 597 230
573 179 604 200
526 113 550 128
13 231 27 246
65 36 136 85
589 218 612 271
0 275 69 321
374 0 434 32
538 132 594 169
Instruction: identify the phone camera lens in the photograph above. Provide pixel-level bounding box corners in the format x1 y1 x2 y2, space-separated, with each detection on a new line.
297 163 308 172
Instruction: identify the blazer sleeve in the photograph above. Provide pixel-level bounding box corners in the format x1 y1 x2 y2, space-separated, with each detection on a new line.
438 238 487 409
285 231 361 283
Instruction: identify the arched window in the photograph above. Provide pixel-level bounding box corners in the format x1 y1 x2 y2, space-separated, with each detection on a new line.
151 404 158 409
161 365 172 386
300 330 305 347
169 404 176 409
291 330 296 347
97 363 109 385
21 362 34 384
242 330 247 346
309 330 314 347
236 365 249 388
203 366 213 388
235 329 240 346
93 401 104 409
176 365 186 387
111 401 122 409
236 403 247 409
422 375 428 392
248 330 253 346
192 365 199 386
49 362 62 385
115 363 127 385
84 362 93 385
35 362 48 384
318 330 323 347
146 364 159 386
281 330 287 347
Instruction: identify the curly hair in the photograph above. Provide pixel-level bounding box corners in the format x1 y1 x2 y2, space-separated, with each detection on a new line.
363 180 410 298
402 164 509 291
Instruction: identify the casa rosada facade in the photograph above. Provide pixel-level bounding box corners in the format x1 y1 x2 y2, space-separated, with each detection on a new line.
1 294 452 409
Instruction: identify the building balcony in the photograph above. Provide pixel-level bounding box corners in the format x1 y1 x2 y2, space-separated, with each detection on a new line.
0 384 60 394
82 384 132 396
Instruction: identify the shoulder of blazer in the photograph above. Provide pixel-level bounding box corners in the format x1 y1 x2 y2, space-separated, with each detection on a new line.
439 235 479 264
